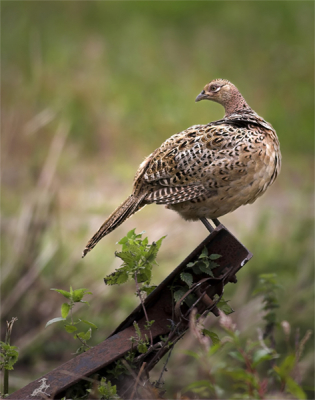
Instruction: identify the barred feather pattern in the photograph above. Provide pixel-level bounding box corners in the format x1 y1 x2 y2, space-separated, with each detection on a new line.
82 194 146 257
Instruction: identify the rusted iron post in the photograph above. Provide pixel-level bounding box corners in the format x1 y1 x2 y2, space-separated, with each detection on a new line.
7 223 252 399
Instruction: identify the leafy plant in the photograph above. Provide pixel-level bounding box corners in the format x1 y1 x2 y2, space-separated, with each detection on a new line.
46 287 97 354
186 247 221 278
44 231 166 399
104 229 165 348
87 377 120 400
172 247 234 314
182 274 311 400
0 342 19 372
104 229 165 295
253 273 281 345
130 322 150 354
0 318 19 396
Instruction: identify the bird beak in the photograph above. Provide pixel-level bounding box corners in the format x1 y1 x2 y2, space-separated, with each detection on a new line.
195 91 207 102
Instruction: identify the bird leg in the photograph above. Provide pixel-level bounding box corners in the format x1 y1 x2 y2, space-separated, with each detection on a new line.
200 217 214 233
212 218 221 227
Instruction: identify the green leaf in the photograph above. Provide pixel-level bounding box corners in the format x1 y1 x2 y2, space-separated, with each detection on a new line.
180 272 193 287
0 343 19 370
229 351 245 363
105 270 128 285
126 228 137 238
186 262 196 268
199 253 209 259
202 329 220 345
115 251 136 266
80 319 98 329
144 320 155 330
137 343 148 354
259 273 278 281
183 380 214 394
76 329 92 341
173 288 188 303
217 297 234 315
65 324 78 333
117 236 128 245
209 261 220 269
209 254 222 260
286 376 307 400
208 342 221 356
137 268 151 283
192 264 203 275
45 317 66 327
199 264 214 277
142 237 149 246
133 321 142 338
61 303 70 319
223 368 258 386
72 288 91 302
252 348 278 367
116 271 129 284
274 354 296 378
181 350 200 360
80 300 90 306
155 235 166 250
145 242 158 262
51 289 71 299
201 247 208 256
0 342 10 351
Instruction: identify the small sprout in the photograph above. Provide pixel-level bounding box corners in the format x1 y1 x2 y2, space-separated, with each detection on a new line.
46 286 96 354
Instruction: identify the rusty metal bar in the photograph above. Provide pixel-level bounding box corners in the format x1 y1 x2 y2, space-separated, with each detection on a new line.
7 223 252 399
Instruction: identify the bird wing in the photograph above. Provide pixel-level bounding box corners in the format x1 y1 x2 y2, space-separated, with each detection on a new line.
145 183 209 205
133 122 266 205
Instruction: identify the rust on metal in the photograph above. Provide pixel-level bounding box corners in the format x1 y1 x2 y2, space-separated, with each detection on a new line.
7 223 252 399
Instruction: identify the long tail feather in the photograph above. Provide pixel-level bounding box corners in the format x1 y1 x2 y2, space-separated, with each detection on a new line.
82 194 145 258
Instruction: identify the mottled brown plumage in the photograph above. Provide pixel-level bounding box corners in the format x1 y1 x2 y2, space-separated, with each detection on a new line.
83 79 281 257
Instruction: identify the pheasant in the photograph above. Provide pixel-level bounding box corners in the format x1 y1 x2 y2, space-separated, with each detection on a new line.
82 79 281 257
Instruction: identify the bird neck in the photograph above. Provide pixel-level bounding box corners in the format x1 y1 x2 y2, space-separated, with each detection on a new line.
223 92 252 117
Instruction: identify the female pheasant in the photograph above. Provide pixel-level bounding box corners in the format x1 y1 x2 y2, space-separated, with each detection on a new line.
83 79 281 257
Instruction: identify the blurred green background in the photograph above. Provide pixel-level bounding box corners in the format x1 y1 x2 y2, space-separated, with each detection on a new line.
1 1 314 397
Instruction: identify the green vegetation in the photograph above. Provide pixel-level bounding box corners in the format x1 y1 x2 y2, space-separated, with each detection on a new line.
104 229 165 352
47 233 311 399
184 310 310 399
1 1 314 398
104 229 165 296
0 318 19 396
180 273 312 399
86 377 120 400
46 287 97 354
174 248 223 306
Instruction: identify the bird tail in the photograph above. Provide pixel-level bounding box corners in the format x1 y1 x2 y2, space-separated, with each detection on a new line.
82 194 145 258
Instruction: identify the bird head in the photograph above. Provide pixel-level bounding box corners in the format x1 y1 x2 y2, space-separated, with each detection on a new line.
195 79 233 102
195 79 250 115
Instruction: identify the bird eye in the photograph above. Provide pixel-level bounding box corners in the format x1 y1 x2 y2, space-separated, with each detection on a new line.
210 85 220 92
